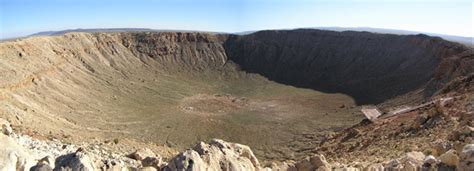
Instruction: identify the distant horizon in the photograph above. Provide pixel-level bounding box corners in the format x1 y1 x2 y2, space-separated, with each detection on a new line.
3 25 474 40
1 0 473 39
10 26 474 38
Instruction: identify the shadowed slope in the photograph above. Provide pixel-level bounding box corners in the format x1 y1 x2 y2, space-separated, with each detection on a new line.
224 29 472 105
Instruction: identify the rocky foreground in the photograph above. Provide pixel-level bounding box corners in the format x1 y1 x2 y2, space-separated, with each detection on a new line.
1 118 473 171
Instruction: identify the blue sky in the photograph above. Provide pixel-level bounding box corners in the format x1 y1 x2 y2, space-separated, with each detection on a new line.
0 0 472 39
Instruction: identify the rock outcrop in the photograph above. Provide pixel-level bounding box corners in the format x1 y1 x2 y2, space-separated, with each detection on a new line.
0 119 35 171
166 139 261 171
54 148 95 171
0 134 35 171
1 118 474 171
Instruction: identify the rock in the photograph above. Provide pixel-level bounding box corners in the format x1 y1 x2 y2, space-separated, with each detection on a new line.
401 151 425 166
310 154 330 169
209 139 260 168
129 148 156 161
386 151 424 171
449 126 474 142
270 161 297 171
433 141 451 156
138 166 157 171
316 166 332 171
437 164 456 171
167 139 261 171
54 149 95 171
141 156 162 169
98 159 128 171
412 114 428 129
459 144 474 171
403 162 417 171
363 163 383 171
0 134 35 171
30 156 55 171
383 159 402 170
166 149 206 171
461 126 474 136
423 155 438 166
294 154 331 171
30 163 53 171
0 118 13 136
108 165 127 171
38 156 55 168
295 157 312 171
342 128 361 142
334 166 359 171
438 149 459 167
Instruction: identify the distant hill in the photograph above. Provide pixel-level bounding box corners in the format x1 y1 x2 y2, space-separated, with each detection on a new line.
29 28 224 37
29 28 154 36
235 27 473 47
16 27 474 48
314 27 473 47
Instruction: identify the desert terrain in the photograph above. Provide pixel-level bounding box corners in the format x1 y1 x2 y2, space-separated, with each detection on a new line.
0 29 473 170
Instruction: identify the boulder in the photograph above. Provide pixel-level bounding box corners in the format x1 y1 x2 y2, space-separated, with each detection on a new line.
294 154 331 171
30 156 55 171
38 156 55 168
166 149 206 171
438 150 459 167
54 149 95 171
316 166 331 171
384 151 424 171
30 163 53 171
433 141 451 156
129 148 156 161
459 144 474 171
0 134 35 171
138 166 157 171
402 162 417 171
401 151 425 166
141 156 163 169
110 165 128 171
363 163 383 171
423 155 438 168
383 159 403 170
294 157 312 171
0 118 12 136
208 139 260 168
310 154 331 169
270 161 297 171
334 166 359 171
166 139 261 171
